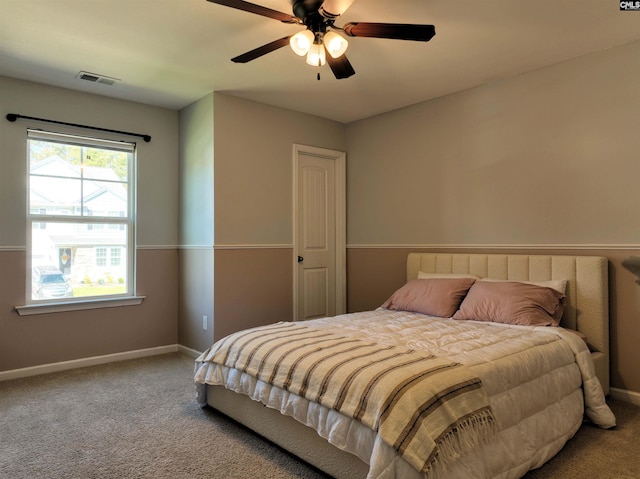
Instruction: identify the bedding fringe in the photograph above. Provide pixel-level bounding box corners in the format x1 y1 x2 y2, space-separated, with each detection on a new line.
423 408 497 477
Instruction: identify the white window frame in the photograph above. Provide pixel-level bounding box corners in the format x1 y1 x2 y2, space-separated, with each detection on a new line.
16 129 143 315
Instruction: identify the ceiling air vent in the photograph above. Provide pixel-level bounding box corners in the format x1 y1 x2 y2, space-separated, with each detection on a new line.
76 71 120 86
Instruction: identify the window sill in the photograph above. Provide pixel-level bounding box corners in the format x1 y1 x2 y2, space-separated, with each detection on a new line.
15 296 145 316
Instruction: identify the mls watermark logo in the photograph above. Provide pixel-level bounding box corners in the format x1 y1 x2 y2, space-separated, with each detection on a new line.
620 1 640 10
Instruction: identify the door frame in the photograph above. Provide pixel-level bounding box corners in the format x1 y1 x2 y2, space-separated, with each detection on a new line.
292 144 346 321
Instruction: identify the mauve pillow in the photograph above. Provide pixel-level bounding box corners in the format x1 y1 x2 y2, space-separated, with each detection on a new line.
452 281 566 327
380 278 476 318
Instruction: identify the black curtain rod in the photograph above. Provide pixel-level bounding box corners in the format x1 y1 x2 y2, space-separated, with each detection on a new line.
5 113 151 143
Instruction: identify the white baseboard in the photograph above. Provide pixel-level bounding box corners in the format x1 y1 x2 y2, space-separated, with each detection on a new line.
0 345 179 382
178 344 203 358
610 387 640 407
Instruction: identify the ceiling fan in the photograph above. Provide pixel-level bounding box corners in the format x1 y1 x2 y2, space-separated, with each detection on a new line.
207 0 436 79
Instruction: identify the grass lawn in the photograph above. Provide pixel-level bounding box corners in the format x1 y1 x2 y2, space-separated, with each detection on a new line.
73 285 126 297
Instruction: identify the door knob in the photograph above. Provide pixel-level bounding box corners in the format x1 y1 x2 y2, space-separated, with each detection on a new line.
298 256 304 263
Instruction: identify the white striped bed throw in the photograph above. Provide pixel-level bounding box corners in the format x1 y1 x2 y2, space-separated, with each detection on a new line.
195 321 496 476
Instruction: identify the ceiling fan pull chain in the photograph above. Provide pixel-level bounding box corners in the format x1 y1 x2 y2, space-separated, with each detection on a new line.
317 59 321 81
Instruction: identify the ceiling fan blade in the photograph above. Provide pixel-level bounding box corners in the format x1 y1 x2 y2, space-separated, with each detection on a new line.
325 49 356 79
207 0 298 23
231 36 293 63
342 22 436 42
319 0 356 19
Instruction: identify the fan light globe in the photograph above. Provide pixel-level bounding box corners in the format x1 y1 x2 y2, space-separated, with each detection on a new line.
306 43 326 66
324 31 348 58
290 30 314 56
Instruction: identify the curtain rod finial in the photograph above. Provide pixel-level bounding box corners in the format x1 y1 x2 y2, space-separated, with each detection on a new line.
6 113 18 122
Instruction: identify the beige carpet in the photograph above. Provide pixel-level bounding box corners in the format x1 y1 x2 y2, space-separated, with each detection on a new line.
0 353 638 479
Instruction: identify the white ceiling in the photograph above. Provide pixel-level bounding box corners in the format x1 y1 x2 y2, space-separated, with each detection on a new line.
1 0 638 123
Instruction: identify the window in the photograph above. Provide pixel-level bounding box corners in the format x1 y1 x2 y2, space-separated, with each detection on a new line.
110 248 122 267
27 130 136 303
95 248 107 267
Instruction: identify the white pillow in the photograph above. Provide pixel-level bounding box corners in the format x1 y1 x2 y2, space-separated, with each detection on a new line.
480 278 567 294
417 271 482 280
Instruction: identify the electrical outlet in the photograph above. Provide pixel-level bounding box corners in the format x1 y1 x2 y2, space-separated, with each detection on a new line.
202 315 208 331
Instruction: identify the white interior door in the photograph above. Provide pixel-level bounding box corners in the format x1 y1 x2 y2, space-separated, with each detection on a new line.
293 145 346 321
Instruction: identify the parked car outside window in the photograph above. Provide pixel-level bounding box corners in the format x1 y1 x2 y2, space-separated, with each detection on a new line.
32 266 73 300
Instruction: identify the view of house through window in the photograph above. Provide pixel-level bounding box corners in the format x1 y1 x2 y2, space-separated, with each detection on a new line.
27 130 135 301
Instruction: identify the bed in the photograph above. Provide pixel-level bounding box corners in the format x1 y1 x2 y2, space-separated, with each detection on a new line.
195 253 616 479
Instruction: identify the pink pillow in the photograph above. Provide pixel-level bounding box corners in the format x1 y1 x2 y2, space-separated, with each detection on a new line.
452 281 566 326
381 278 476 318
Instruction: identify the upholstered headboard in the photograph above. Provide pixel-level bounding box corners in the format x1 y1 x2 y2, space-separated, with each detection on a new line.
407 253 610 394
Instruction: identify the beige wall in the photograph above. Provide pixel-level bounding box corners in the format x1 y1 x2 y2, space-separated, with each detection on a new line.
0 249 178 371
346 41 640 246
344 41 640 394
0 77 179 371
214 248 293 340
178 93 347 348
178 95 215 351
212 93 346 341
0 77 180 248
179 248 214 352
179 94 214 248
213 93 347 245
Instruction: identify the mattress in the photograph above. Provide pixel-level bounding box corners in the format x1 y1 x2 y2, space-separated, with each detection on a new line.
195 309 615 479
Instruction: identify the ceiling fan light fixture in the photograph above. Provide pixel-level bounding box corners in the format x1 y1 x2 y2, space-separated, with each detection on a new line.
324 31 348 58
206 0 436 80
306 43 326 66
290 30 314 56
